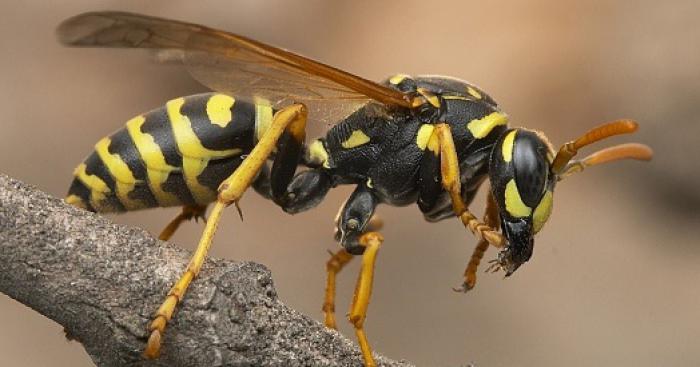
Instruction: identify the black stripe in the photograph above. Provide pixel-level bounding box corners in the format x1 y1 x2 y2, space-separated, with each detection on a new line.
67 178 96 212
140 106 183 168
182 94 257 151
109 129 147 180
161 171 197 206
84 152 116 191
83 152 126 212
108 129 159 208
197 156 243 192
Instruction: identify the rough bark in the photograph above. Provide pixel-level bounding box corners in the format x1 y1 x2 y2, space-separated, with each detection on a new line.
0 174 413 367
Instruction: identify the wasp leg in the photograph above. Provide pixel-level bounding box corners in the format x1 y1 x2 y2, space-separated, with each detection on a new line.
144 104 308 358
323 248 353 329
323 218 382 329
158 205 207 241
348 231 384 367
323 188 382 329
456 190 500 292
432 124 506 249
324 185 382 365
326 227 395 330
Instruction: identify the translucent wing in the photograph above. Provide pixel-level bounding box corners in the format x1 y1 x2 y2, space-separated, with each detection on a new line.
57 11 412 125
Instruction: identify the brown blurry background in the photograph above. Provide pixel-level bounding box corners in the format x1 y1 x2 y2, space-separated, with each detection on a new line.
1 1 699 366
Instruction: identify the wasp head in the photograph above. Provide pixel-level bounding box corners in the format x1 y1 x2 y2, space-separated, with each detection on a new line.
487 120 652 275
489 128 556 275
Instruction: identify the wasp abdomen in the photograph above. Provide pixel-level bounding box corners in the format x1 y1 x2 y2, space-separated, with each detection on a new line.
66 93 274 212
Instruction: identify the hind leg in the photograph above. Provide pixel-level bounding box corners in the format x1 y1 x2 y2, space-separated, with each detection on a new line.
144 104 308 358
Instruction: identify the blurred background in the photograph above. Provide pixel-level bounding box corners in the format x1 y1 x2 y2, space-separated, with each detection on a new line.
1 1 698 366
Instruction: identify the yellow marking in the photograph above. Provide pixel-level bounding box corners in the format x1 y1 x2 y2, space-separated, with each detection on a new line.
467 86 482 99
167 97 242 204
533 190 553 233
427 128 441 155
443 95 470 101
341 130 370 149
65 195 87 210
366 178 373 188
73 163 110 210
416 87 441 108
180 158 217 203
504 179 532 218
95 137 145 210
467 112 508 139
126 115 181 206
206 94 235 127
389 74 410 85
416 124 435 150
307 139 330 168
254 98 274 141
502 130 517 162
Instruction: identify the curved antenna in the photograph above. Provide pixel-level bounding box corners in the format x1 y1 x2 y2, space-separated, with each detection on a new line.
558 143 653 180
551 119 640 174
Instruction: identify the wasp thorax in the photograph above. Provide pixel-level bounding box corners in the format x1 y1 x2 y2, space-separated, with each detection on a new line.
489 128 556 273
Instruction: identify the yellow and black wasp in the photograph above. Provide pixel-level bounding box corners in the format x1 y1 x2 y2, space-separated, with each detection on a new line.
58 11 653 367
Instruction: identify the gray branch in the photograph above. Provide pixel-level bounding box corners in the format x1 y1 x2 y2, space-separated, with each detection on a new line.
0 174 413 367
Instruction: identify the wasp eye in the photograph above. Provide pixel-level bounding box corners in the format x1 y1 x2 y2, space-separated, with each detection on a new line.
513 131 549 207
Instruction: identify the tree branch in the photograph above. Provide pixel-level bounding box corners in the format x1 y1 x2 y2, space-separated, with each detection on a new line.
0 174 413 367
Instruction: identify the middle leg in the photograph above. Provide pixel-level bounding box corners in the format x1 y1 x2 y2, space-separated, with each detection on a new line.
324 210 382 329
348 231 384 367
322 183 382 366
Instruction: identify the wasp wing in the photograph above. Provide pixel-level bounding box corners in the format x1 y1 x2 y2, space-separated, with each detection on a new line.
57 11 411 125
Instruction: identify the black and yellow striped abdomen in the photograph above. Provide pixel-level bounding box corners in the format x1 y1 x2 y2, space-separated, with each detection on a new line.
66 93 274 212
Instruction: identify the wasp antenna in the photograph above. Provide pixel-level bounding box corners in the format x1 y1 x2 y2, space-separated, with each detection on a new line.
551 119 640 174
558 143 653 180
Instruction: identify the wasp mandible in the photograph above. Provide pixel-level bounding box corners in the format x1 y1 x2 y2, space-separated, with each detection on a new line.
58 11 653 367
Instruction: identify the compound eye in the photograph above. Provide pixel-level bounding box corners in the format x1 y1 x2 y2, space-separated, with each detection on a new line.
513 131 549 207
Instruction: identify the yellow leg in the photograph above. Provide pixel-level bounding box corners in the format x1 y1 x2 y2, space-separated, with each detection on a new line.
456 191 500 292
158 205 207 241
324 214 383 329
323 248 354 329
348 232 384 367
145 201 225 358
432 124 506 248
144 104 308 358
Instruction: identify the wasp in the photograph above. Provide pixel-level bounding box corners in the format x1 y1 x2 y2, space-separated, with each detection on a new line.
58 11 653 367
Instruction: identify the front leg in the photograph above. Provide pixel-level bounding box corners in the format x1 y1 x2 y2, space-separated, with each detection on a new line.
423 124 506 248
